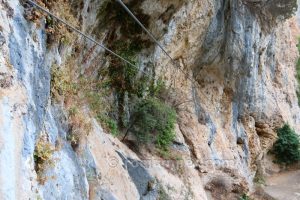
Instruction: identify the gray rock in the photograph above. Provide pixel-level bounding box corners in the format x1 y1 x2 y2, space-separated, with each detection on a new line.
0 32 5 46
40 143 89 200
116 151 158 200
98 189 118 200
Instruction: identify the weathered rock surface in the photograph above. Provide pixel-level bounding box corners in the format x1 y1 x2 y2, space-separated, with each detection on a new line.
0 0 299 199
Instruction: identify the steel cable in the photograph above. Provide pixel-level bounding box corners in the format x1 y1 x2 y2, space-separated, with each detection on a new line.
26 0 142 72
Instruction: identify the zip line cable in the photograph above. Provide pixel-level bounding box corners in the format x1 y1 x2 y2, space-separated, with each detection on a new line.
27 0 200 93
116 0 211 115
26 1 223 148
25 1 208 125
26 0 140 71
115 0 197 85
116 0 172 61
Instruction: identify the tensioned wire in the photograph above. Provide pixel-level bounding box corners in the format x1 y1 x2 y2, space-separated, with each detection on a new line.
115 0 197 85
26 0 199 85
26 0 201 106
26 0 143 73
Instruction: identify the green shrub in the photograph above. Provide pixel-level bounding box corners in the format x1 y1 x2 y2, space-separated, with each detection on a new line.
148 78 166 97
271 124 300 165
106 40 152 128
95 0 152 129
84 87 118 136
107 40 151 98
253 173 266 185
97 114 119 137
239 194 251 200
158 183 171 200
128 97 176 150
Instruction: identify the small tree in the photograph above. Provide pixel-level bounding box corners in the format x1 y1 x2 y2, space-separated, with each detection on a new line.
125 97 176 151
271 124 300 165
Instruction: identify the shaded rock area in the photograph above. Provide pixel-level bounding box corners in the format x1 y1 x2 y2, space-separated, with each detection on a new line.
244 0 298 28
117 151 158 200
0 31 5 47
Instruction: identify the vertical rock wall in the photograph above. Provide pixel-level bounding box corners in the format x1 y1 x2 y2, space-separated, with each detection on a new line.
0 0 299 199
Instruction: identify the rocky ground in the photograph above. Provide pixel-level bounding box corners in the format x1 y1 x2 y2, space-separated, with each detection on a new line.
265 170 300 200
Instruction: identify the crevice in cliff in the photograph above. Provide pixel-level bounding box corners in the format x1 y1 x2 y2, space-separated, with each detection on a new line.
192 86 217 146
193 0 230 78
177 123 197 162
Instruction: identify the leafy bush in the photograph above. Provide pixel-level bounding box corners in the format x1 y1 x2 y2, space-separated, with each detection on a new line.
148 78 167 97
158 183 171 200
97 114 119 137
105 40 152 128
84 90 119 136
271 124 300 165
96 1 152 129
239 194 251 200
127 97 176 150
253 172 265 185
107 40 152 99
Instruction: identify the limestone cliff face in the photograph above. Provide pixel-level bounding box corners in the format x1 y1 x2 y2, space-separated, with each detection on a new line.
0 0 299 199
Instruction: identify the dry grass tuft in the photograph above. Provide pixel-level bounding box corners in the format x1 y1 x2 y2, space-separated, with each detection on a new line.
34 134 56 184
22 0 78 46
